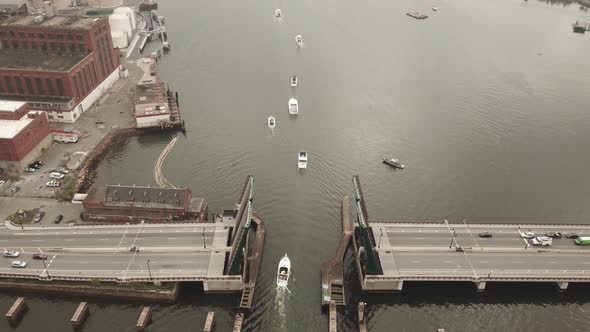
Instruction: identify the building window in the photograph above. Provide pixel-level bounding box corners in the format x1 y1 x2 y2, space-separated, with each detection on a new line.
46 79 54 95
37 33 44 38
56 34 63 40
18 32 25 38
67 34 73 40
24 77 33 93
35 78 44 95
75 35 82 41
4 77 13 93
47 33 53 39
56 79 65 96
79 43 86 52
15 77 24 94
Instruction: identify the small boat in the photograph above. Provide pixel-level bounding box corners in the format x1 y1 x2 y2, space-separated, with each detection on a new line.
298 151 307 169
288 98 299 115
268 116 276 129
291 75 298 87
275 9 281 17
295 35 303 47
432 6 438 11
276 254 291 287
406 11 428 19
382 158 404 169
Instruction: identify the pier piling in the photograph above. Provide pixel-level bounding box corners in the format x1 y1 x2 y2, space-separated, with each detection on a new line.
358 302 367 332
70 302 89 329
203 311 215 332
5 297 26 324
233 312 244 332
329 301 337 332
136 306 152 332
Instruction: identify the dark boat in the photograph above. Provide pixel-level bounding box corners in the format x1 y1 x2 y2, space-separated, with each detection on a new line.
382 158 405 169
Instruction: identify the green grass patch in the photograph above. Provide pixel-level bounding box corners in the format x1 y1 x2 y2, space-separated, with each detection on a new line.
55 175 75 202
7 209 34 224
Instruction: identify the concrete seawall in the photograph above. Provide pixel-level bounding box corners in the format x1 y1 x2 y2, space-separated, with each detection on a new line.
0 281 179 303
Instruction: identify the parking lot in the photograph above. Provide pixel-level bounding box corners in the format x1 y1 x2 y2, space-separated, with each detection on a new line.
0 197 83 226
0 59 140 200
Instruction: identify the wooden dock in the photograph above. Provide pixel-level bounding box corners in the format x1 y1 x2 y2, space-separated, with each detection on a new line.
5 297 26 324
70 302 89 329
321 196 353 306
203 311 215 332
136 306 152 332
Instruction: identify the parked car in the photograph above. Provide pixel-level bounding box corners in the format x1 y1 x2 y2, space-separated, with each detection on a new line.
11 261 27 268
3 250 20 258
531 236 552 246
46 180 61 187
545 232 562 239
24 167 37 172
33 161 44 166
520 230 535 238
565 233 579 239
0 180 5 187
32 254 47 260
57 168 70 174
479 232 493 238
33 210 45 223
49 172 64 179
54 215 63 224
10 186 20 194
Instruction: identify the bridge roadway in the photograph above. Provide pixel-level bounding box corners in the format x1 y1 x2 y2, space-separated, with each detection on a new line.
0 222 241 289
364 222 590 291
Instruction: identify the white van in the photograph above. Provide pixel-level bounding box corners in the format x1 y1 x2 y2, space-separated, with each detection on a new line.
53 133 79 143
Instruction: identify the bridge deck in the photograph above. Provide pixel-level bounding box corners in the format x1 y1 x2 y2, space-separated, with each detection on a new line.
363 222 590 290
0 222 241 287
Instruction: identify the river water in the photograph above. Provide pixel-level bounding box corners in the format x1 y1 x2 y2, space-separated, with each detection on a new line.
4 0 590 330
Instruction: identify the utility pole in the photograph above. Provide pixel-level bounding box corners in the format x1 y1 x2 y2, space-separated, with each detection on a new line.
202 228 207 248
42 259 50 279
146 259 152 280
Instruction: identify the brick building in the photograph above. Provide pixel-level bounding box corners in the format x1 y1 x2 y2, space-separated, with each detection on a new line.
0 100 51 175
82 185 208 222
0 15 120 122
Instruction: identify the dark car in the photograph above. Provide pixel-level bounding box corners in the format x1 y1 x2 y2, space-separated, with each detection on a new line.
54 215 63 224
479 232 493 238
565 233 579 239
545 232 562 239
32 254 47 260
33 161 44 166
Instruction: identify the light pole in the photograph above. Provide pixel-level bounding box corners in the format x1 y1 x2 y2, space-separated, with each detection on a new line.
202 228 206 249
378 228 383 248
146 259 152 280
42 259 50 279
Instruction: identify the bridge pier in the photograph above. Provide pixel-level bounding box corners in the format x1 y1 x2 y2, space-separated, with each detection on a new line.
474 281 486 292
556 282 569 291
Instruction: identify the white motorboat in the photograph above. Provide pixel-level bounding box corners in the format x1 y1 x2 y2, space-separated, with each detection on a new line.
432 6 438 11
275 9 281 17
276 254 291 287
295 35 303 47
268 116 276 129
288 98 299 115
291 75 298 87
298 151 307 169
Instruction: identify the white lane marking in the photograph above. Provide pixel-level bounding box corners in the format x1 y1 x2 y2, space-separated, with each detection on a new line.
168 238 177 240
443 261 454 263
31 239 43 242
479 261 488 263
0 240 7 242
99 238 110 241
410 260 422 263
64 239 74 242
